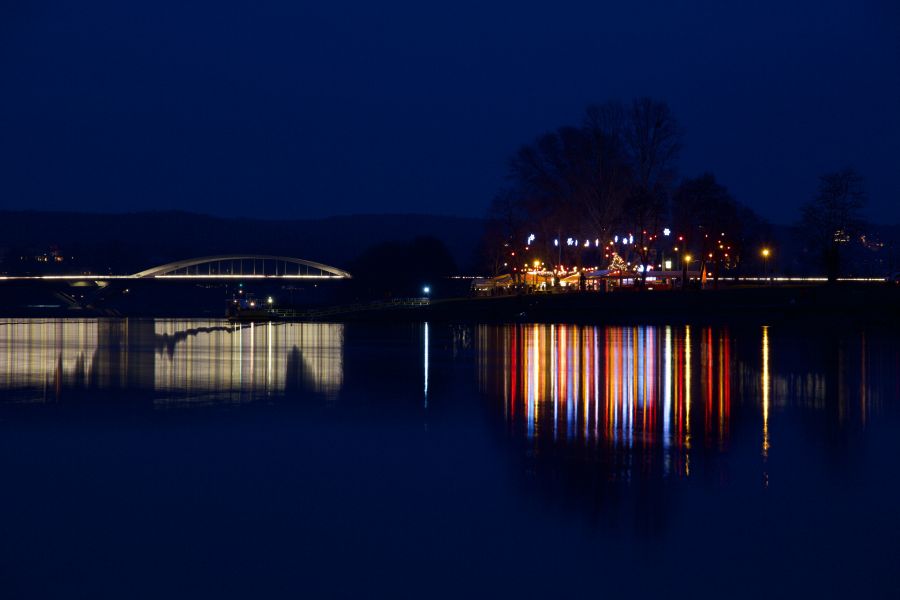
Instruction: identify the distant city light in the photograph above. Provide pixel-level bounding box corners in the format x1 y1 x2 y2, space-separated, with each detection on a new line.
527 233 536 244
266 296 273 304
423 286 431 295
664 259 673 270
554 239 559 247
663 228 671 236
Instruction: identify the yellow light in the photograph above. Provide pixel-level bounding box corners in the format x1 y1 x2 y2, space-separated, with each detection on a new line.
761 248 771 258
684 254 692 263
533 260 540 268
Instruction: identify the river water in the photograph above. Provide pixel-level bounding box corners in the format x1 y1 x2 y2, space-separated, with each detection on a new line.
0 319 898 597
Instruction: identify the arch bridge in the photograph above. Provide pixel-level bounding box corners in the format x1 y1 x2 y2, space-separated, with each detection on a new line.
132 255 351 279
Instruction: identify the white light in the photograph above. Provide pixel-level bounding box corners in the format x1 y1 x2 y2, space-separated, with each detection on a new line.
554 239 559 247
527 233 536 244
614 236 619 243
664 259 672 270
594 238 600 247
629 234 634 244
663 228 671 236
567 237 575 246
583 240 590 247
266 296 273 304
423 286 431 294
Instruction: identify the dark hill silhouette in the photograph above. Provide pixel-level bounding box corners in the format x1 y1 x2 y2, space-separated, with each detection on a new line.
0 210 484 275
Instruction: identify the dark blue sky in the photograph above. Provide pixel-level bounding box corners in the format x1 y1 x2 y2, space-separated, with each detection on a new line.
2 0 898 223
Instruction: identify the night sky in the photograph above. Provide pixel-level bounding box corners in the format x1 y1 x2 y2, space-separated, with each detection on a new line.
2 0 898 224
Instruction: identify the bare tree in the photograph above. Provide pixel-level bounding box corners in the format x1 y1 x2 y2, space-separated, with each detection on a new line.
620 98 682 285
800 168 867 282
672 174 750 285
624 97 681 195
509 124 630 268
488 97 681 284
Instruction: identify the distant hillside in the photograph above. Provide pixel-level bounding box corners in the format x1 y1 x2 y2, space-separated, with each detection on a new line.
0 211 486 275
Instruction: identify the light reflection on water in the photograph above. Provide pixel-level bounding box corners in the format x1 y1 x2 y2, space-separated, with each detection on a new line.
1 319 899 595
476 323 889 481
0 319 344 403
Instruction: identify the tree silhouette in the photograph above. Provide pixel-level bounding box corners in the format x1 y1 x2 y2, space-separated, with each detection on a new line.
672 174 755 283
484 97 681 283
800 168 867 282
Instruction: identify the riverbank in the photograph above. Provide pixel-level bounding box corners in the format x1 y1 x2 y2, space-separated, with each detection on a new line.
334 284 900 325
1 283 897 325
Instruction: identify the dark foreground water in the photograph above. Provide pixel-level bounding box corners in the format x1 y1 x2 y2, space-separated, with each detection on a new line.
1 319 898 598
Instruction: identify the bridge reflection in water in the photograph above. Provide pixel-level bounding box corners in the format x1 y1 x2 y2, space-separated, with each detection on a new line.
0 319 343 402
477 323 884 481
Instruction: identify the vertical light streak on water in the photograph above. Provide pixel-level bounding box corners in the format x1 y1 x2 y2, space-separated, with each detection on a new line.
614 328 621 446
566 327 574 440
762 325 770 459
718 333 725 445
646 327 653 434
593 327 600 441
249 322 255 391
423 322 429 408
266 321 273 395
570 327 584 438
583 329 589 441
625 327 633 449
551 325 558 440
528 325 539 440
664 326 672 450
685 325 692 476
631 327 638 448
237 322 243 391
637 327 644 410
611 329 619 446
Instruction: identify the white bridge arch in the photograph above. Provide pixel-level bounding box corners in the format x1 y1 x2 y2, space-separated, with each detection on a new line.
132 255 352 279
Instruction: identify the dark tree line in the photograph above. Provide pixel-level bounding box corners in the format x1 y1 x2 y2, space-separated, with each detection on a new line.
481 97 766 284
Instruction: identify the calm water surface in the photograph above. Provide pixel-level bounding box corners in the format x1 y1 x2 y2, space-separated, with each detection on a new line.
1 319 898 597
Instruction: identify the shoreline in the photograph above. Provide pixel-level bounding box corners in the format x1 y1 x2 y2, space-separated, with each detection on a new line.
1 284 897 325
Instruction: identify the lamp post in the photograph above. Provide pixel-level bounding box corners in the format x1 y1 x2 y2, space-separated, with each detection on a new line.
761 248 771 282
682 254 692 290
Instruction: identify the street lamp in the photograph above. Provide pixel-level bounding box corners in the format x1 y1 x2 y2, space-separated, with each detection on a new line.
682 254 692 290
761 248 771 281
